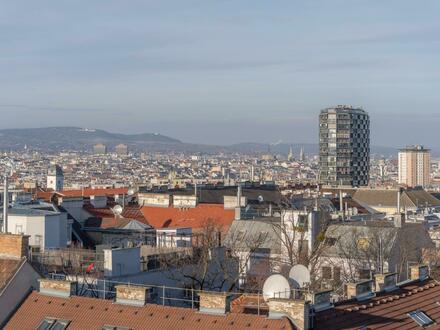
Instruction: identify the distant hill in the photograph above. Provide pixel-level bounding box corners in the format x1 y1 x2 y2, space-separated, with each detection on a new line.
0 127 424 157
0 127 181 152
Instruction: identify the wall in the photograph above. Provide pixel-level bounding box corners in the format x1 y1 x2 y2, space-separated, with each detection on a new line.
0 261 40 327
44 214 68 249
173 195 197 208
156 228 192 248
138 193 171 207
60 198 88 224
104 247 141 277
0 234 28 259
8 215 44 248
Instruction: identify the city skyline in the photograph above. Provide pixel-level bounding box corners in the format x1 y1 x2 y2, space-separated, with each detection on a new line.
1 1 439 147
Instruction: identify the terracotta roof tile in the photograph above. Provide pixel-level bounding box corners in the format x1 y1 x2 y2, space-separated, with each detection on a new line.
315 279 440 329
5 291 294 330
61 188 129 198
140 204 235 230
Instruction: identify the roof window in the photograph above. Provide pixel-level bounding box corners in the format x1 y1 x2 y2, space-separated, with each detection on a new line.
408 310 434 327
36 318 70 330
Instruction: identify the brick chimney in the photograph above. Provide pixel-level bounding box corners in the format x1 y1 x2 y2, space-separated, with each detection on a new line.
0 233 29 259
267 298 310 330
410 265 429 281
39 279 77 298
198 292 232 315
346 280 374 301
115 284 150 307
374 273 398 292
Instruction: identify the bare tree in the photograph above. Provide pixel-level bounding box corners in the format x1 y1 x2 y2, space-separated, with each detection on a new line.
269 206 331 290
157 218 268 292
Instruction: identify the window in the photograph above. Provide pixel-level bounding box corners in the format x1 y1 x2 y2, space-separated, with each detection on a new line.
322 266 332 280
408 310 434 327
36 318 70 330
15 224 23 234
297 215 308 228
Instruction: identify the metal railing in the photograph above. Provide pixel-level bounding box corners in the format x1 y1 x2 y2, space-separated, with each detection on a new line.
46 273 309 314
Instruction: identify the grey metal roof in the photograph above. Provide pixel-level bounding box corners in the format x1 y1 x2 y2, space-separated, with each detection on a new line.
224 217 282 254
4 207 60 217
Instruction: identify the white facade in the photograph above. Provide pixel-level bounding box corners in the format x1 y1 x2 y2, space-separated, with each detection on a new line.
398 146 431 188
156 228 192 248
8 210 69 250
46 165 64 191
103 247 141 277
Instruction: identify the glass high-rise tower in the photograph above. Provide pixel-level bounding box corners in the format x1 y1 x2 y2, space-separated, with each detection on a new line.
319 105 370 187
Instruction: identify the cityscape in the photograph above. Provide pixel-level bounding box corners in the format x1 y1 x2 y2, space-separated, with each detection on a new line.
1 1 440 330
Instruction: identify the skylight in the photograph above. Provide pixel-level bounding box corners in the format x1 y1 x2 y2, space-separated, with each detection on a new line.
408 310 434 327
36 318 70 330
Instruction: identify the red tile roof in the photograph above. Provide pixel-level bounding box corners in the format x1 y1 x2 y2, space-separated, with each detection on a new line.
5 291 294 330
315 278 440 329
83 204 115 218
61 188 129 198
140 204 235 230
83 217 132 229
121 205 147 222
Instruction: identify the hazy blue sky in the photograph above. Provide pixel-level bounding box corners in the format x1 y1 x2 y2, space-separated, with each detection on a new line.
0 1 439 146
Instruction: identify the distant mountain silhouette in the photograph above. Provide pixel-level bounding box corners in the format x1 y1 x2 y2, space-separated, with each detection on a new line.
0 127 181 152
0 126 410 156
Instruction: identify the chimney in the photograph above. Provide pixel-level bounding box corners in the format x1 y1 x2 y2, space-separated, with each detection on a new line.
267 298 310 330
198 291 232 315
393 213 405 228
374 273 398 292
39 279 77 298
115 284 150 307
0 233 29 259
410 265 429 281
346 280 374 301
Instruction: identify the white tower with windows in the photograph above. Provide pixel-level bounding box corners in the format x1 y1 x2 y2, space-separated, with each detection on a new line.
47 165 64 191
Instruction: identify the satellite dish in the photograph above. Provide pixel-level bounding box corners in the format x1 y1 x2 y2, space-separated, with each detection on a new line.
112 205 123 215
258 195 264 203
289 264 311 288
127 188 136 196
262 274 291 302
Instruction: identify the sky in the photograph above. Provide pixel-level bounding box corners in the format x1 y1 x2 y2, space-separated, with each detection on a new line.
0 0 439 146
